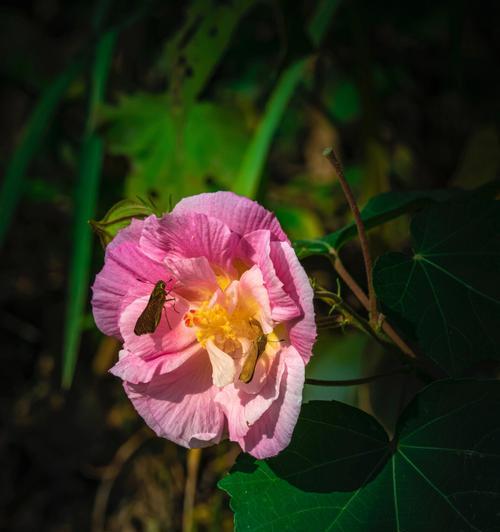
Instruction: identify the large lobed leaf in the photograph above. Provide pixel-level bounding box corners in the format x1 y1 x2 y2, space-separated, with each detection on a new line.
374 198 500 376
220 380 500 531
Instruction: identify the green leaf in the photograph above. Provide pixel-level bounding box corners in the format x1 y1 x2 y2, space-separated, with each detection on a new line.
293 189 454 259
0 58 82 247
103 94 250 209
62 31 117 388
373 198 500 376
90 197 157 248
162 0 255 107
220 380 500 531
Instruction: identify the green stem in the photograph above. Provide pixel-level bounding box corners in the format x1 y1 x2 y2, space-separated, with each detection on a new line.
305 365 413 387
323 147 379 326
314 287 383 346
327 254 418 360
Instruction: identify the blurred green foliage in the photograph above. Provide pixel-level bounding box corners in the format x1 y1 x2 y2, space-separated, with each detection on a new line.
103 95 251 206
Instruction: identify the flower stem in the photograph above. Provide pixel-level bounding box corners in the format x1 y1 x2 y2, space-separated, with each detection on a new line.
323 147 378 326
314 286 385 346
183 448 202 532
328 254 418 360
305 365 413 387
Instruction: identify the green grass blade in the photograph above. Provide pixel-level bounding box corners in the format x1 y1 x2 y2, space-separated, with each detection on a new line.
62 31 117 388
0 59 82 247
62 135 103 387
232 59 307 199
232 0 341 199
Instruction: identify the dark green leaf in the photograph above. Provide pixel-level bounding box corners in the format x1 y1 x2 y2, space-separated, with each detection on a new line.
294 189 453 259
220 380 500 531
374 198 500 375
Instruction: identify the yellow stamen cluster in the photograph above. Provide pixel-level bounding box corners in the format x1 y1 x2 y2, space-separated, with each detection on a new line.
184 302 237 347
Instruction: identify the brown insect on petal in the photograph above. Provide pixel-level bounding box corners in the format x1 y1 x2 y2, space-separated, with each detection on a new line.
134 279 176 336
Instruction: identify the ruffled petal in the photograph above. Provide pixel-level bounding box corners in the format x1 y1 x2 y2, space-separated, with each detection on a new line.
110 342 201 384
140 212 239 270
238 266 274 334
124 350 224 448
119 293 194 357
107 217 144 247
239 345 305 458
91 221 171 339
215 347 286 440
173 191 289 243
238 230 301 322
206 339 240 388
270 241 316 363
165 256 219 303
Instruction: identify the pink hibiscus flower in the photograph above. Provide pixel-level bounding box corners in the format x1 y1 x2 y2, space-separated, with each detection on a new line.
91 192 316 459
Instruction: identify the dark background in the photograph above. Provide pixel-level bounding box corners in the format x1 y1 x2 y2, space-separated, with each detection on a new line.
1 0 500 530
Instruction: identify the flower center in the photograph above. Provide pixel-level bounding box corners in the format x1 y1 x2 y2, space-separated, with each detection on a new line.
184 301 260 352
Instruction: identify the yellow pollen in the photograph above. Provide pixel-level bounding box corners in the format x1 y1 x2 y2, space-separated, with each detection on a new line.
187 302 238 347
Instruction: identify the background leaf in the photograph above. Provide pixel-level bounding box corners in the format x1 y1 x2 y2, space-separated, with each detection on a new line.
162 0 255 107
220 380 500 531
293 188 454 259
373 198 500 376
103 95 250 209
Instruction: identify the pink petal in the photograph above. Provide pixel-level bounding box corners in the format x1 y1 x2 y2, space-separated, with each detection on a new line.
215 347 286 440
270 241 316 363
165 256 220 303
124 350 225 448
239 345 305 459
238 266 273 334
110 342 201 384
91 228 171 339
119 294 194 357
238 230 301 322
173 191 289 243
107 217 144 247
206 339 240 388
140 212 239 270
